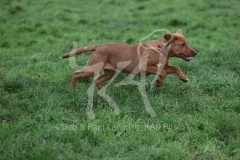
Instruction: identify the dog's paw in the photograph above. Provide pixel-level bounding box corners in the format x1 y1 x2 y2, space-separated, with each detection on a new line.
155 80 162 87
155 83 161 87
179 77 189 82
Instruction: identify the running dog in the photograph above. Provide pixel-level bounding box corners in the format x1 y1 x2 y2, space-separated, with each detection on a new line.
62 29 197 89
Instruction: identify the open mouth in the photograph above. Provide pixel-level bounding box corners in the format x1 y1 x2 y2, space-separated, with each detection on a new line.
179 53 191 61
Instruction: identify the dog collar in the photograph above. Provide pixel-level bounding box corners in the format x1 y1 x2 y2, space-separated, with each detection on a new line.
156 43 167 56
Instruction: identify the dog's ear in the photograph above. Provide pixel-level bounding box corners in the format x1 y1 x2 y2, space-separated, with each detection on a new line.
164 33 172 41
164 34 178 47
176 29 182 35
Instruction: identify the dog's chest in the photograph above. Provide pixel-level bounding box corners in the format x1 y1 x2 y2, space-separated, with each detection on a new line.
157 63 163 68
156 55 167 69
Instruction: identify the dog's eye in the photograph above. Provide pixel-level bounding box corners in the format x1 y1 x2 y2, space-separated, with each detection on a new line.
181 43 185 47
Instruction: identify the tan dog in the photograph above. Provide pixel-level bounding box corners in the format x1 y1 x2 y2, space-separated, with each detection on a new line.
62 29 196 89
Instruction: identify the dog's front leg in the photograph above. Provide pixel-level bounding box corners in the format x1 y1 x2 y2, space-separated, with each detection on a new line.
148 66 166 87
139 54 167 87
164 64 188 82
140 65 166 87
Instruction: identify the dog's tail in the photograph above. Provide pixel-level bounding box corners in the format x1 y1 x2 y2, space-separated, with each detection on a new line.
61 45 98 58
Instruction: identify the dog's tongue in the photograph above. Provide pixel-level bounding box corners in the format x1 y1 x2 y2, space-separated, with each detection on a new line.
185 57 191 61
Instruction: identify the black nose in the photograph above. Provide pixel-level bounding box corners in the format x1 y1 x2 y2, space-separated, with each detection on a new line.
194 51 197 56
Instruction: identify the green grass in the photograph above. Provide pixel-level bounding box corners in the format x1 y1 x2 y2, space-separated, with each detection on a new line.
1 0 240 159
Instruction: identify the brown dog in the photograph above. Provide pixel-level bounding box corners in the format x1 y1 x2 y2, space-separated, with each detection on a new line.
62 29 196 89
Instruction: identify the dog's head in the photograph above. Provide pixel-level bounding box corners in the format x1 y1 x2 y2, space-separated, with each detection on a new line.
164 29 197 61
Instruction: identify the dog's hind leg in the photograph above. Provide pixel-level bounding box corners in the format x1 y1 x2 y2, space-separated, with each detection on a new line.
71 54 105 88
71 70 95 88
94 69 115 89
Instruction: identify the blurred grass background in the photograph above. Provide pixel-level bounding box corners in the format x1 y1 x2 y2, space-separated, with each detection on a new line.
0 0 240 159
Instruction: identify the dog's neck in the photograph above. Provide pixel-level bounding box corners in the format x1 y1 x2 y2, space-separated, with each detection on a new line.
156 43 167 56
156 38 173 57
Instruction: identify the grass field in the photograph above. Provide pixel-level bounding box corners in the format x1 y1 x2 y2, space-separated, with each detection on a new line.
1 0 240 159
